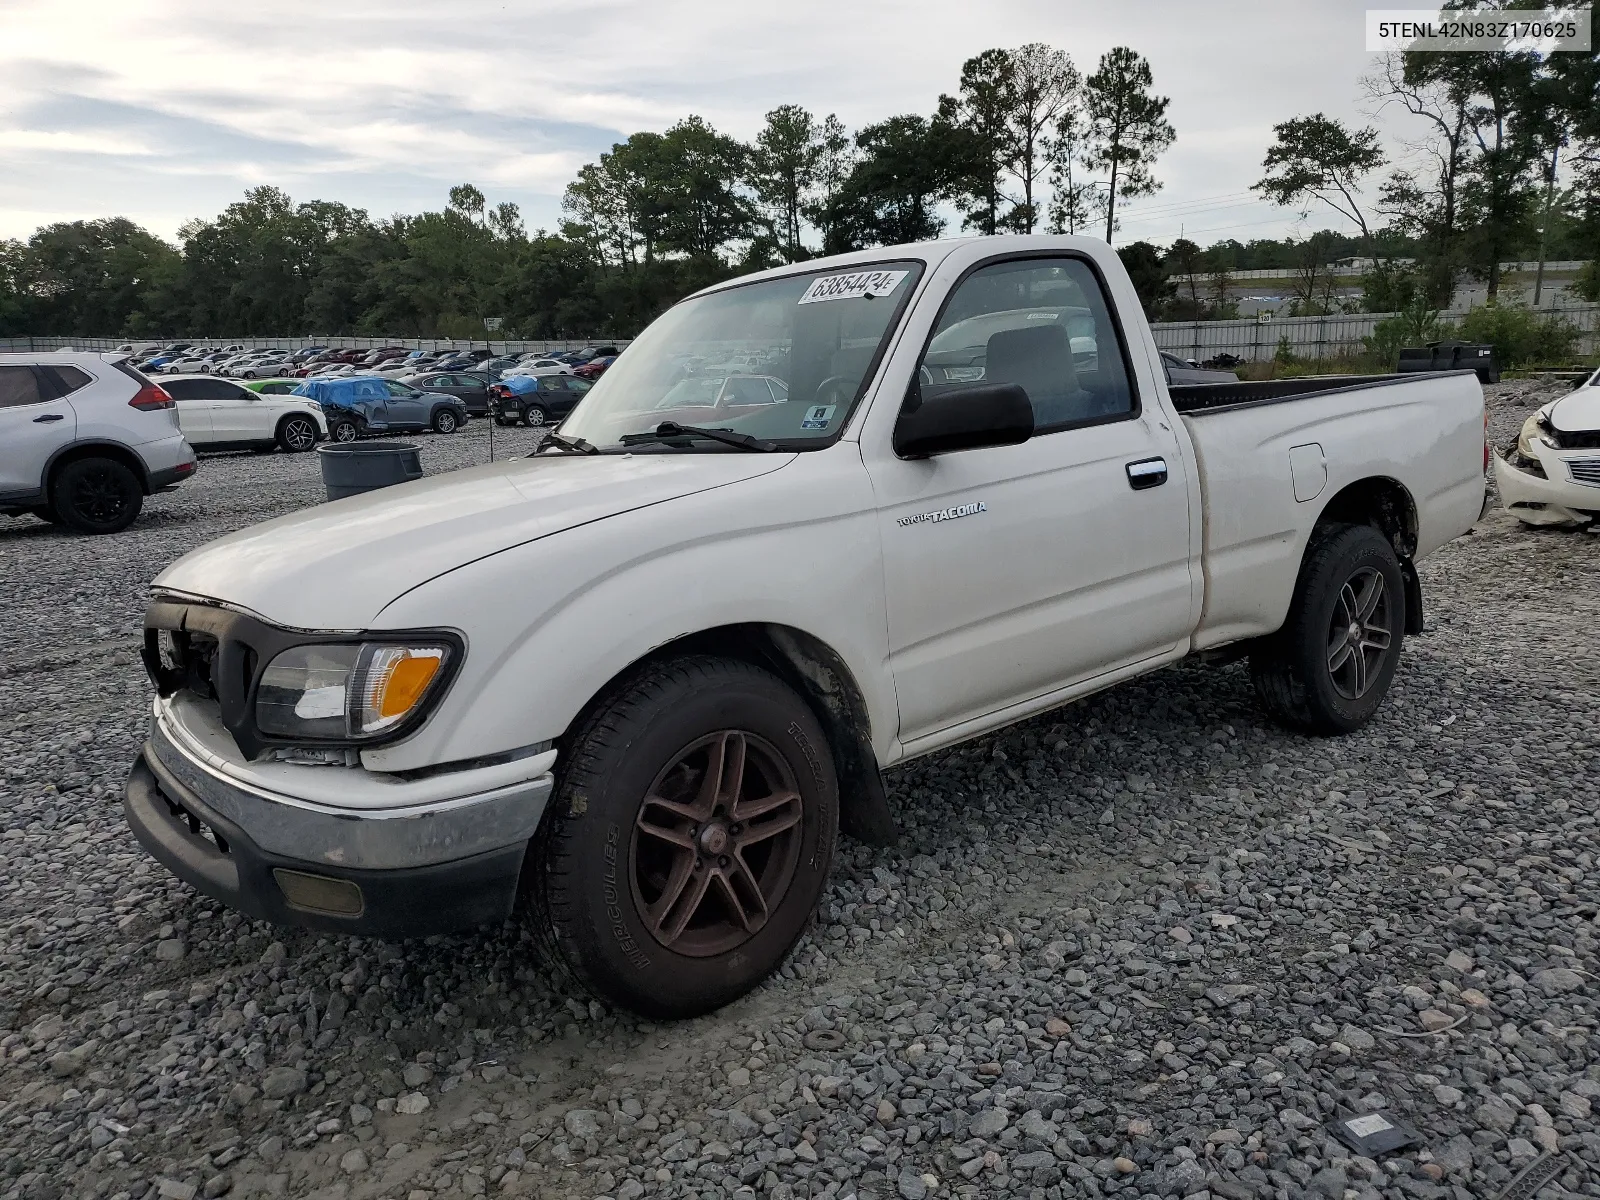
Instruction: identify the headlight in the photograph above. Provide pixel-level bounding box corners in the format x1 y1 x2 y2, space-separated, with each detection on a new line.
256 642 452 742
1517 414 1553 458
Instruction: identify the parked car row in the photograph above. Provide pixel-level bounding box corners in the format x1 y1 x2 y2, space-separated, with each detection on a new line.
116 342 623 384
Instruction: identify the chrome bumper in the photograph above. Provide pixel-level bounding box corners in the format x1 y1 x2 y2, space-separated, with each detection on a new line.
145 710 553 872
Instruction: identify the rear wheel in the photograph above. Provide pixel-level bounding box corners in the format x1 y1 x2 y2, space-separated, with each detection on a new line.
1250 523 1406 735
432 408 459 434
529 656 838 1018
277 414 318 452
330 419 359 443
52 458 143 535
521 404 549 428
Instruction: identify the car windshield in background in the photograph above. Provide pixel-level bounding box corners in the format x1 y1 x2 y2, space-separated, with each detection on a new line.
559 261 922 451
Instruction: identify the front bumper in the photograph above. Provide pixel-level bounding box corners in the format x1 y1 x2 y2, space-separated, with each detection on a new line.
124 710 553 936
1493 450 1600 526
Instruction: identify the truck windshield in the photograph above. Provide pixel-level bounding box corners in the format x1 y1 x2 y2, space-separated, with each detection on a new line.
559 260 923 450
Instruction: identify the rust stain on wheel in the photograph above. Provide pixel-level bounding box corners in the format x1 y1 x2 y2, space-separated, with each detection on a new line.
628 729 805 958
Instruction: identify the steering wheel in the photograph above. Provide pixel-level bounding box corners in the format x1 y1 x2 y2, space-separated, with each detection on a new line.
812 375 857 408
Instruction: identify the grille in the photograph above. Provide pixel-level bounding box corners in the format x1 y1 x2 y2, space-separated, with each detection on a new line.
1568 458 1600 487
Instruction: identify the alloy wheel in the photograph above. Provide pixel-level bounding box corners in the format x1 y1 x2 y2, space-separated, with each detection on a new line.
69 467 133 525
283 418 316 451
1326 566 1392 700
630 730 805 958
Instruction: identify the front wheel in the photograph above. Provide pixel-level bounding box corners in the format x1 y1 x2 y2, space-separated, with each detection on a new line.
1250 523 1406 735
528 656 838 1018
330 420 359 443
432 408 459 434
52 458 143 535
277 415 318 452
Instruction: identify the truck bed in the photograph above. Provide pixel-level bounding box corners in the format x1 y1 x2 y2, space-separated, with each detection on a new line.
1168 371 1471 415
1175 370 1486 652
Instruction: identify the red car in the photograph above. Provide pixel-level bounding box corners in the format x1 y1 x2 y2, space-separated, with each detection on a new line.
573 355 616 380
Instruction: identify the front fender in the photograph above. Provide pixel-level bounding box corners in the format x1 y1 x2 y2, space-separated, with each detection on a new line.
361 449 895 773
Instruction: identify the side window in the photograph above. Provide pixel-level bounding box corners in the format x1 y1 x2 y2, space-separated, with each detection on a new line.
917 257 1135 433
219 382 253 399
42 365 92 395
383 380 415 397
0 366 43 408
163 378 207 401
568 378 593 394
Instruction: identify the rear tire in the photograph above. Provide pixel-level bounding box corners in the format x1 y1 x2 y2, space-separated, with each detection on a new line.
528 656 838 1018
52 458 143 535
28 504 60 525
521 404 549 428
277 414 318 452
1250 523 1406 735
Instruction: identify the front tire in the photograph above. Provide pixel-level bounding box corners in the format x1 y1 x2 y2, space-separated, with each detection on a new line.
1250 523 1406 735
277 415 318 452
330 420 359 443
432 408 459 434
52 458 143 535
529 656 838 1019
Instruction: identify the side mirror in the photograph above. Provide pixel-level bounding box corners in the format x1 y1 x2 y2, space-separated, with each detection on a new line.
892 383 1034 458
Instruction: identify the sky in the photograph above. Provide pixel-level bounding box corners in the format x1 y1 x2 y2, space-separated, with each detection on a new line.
0 0 1426 251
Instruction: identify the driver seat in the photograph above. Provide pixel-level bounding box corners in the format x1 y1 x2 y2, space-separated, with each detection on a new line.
985 325 1084 426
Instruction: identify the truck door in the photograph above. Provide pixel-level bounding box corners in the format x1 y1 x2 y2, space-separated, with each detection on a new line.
863 254 1195 745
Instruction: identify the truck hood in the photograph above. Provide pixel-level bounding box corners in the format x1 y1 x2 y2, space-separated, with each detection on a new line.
154 452 793 630
1546 387 1600 433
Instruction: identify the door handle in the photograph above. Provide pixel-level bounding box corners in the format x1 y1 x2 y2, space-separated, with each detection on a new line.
33 414 65 423
1126 457 1168 489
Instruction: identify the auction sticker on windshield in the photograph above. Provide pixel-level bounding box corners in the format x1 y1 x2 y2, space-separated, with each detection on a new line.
798 270 910 305
800 405 837 430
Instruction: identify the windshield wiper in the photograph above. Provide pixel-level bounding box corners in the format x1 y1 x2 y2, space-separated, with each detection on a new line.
533 430 599 455
618 421 779 452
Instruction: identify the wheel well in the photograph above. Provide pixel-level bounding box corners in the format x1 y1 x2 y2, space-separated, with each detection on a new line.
1314 477 1417 557
564 624 898 846
1312 476 1424 634
47 442 152 496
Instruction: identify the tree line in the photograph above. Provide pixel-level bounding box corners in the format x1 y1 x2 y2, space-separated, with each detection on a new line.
1245 29 1600 314
0 43 1177 339
6 17 1600 340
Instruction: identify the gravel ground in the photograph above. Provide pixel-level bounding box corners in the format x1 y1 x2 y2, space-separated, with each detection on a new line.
1 388 1597 1200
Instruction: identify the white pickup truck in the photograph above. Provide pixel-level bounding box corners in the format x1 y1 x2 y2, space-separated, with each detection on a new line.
125 236 1486 1017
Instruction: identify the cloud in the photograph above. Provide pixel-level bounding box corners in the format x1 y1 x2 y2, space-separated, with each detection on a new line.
0 0 1419 243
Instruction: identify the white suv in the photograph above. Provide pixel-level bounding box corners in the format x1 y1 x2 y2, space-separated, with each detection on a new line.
0 352 197 533
162 376 327 453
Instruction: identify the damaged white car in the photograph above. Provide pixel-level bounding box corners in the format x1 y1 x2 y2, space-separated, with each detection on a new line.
1495 373 1600 526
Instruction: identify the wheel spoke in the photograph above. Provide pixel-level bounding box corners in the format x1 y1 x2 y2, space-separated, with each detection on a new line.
716 858 769 933
1327 634 1353 674
1337 583 1359 627
1361 626 1392 652
732 788 800 822
1350 636 1369 694
735 801 803 849
641 850 696 937
659 868 712 945
696 731 746 816
635 804 698 850
1355 572 1385 622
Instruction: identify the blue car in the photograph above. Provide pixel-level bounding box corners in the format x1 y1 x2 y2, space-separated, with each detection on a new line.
294 375 470 441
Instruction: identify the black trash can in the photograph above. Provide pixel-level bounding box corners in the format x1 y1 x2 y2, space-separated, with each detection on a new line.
316 441 423 501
